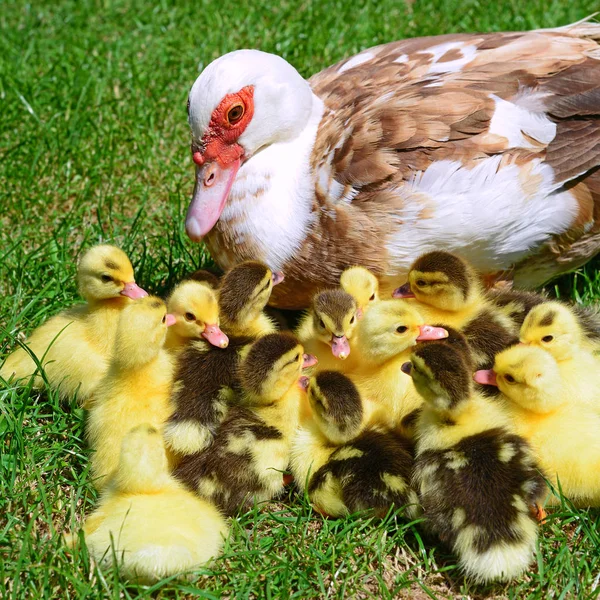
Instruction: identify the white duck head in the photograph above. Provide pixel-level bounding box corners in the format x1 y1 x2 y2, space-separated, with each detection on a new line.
186 50 315 241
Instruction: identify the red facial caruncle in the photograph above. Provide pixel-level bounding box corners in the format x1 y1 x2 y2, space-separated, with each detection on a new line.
186 86 255 242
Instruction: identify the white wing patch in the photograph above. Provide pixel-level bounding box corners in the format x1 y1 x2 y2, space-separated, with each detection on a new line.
423 42 478 74
487 95 557 148
338 52 376 73
386 156 578 272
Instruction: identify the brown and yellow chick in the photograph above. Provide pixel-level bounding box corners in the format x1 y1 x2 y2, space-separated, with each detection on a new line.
340 266 379 320
218 261 282 338
393 251 517 367
174 333 305 515
408 342 546 584
165 280 228 353
68 423 227 584
487 288 547 329
1 245 147 404
296 289 359 372
476 344 600 507
290 371 418 519
86 296 176 489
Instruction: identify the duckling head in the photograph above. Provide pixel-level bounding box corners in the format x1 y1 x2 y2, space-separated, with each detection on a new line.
520 301 582 361
219 261 283 326
307 371 363 445
476 344 563 413
310 289 359 359
167 280 229 348
358 300 448 364
340 266 379 319
113 296 176 370
112 423 170 493
239 332 304 403
77 245 148 302
403 342 472 414
393 251 481 312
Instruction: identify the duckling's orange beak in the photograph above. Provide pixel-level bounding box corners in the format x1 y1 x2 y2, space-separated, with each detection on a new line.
202 323 229 348
272 271 285 286
331 335 350 359
165 314 177 327
121 281 148 299
302 353 318 369
473 369 498 386
392 283 415 299
416 325 448 341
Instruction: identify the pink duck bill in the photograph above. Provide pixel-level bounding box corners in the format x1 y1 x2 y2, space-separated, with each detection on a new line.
473 369 498 386
121 281 148 299
202 323 229 348
392 282 415 299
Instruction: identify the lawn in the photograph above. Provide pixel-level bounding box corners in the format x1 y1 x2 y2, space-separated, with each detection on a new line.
1 0 600 598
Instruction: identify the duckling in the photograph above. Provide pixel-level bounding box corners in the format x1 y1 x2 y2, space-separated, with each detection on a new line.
290 371 419 518
86 296 176 489
218 261 282 338
340 266 379 319
476 344 600 507
347 300 447 432
165 280 229 353
487 288 547 329
392 251 517 368
0 245 147 404
519 301 600 408
408 342 546 584
296 289 359 371
187 267 222 289
174 333 304 516
69 424 228 584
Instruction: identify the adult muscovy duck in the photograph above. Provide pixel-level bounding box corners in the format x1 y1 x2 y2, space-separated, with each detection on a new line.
185 20 600 309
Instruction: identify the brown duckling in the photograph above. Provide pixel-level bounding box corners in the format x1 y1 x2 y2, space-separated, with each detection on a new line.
407 342 546 584
393 251 517 367
174 333 305 515
290 371 418 519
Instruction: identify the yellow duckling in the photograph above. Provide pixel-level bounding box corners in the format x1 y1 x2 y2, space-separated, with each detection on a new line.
165 280 229 353
296 289 359 371
218 261 282 337
348 300 447 432
408 342 546 584
290 371 418 518
519 301 600 408
487 288 547 329
69 424 228 584
393 251 517 367
174 332 304 516
86 296 176 489
340 266 379 319
475 344 600 507
0 245 147 403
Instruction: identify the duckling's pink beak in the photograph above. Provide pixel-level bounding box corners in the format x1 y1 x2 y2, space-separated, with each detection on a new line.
202 323 229 348
356 307 364 320
392 282 415 299
271 271 285 286
186 158 241 241
121 281 148 299
473 369 498 386
165 314 177 327
331 335 350 359
302 353 318 369
417 325 448 341
298 376 310 391
401 361 412 375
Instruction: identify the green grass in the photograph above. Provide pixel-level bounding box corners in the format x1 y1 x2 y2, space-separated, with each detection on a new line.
1 0 600 598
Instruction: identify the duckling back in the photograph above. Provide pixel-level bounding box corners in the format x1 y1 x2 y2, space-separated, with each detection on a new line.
79 424 227 584
86 296 175 489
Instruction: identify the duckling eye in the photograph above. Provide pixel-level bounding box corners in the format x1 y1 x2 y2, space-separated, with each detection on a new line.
369 294 375 301
542 335 554 343
161 315 166 324
319 319 325 329
294 353 300 362
185 312 196 322
504 374 516 384
226 103 245 124
350 315 355 324
100 274 112 283
416 280 426 287
396 325 408 334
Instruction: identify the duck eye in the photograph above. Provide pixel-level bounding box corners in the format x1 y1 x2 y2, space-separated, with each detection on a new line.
185 312 196 322
350 315 355 324
226 103 245 125
542 335 554 343
369 294 375 301
505 374 516 384
319 319 325 329
396 325 408 334
294 353 300 362
416 280 426 287
100 274 112 283
161 315 166 324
